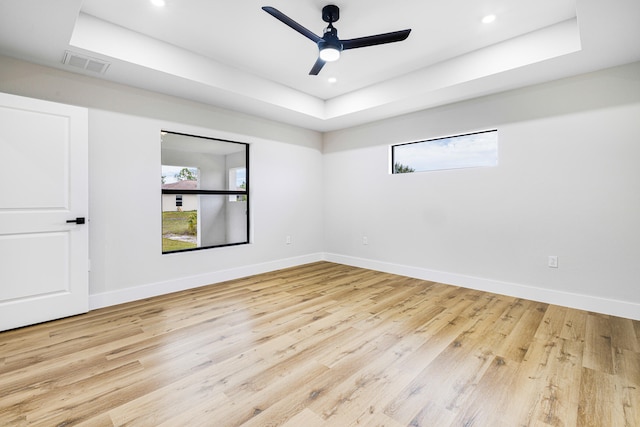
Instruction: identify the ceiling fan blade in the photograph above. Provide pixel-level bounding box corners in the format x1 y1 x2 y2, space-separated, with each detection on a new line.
309 57 326 75
262 6 322 44
342 29 411 50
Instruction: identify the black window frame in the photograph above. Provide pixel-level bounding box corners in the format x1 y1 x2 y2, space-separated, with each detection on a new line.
161 130 250 254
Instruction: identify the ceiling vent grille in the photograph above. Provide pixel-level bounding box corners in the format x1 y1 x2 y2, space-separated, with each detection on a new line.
62 51 110 74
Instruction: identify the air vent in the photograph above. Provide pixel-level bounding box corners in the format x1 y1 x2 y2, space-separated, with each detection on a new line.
62 51 110 74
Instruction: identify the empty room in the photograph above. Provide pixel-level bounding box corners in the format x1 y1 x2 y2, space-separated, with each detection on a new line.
0 0 639 426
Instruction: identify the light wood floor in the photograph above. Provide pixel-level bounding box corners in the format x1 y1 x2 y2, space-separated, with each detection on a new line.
1 262 639 426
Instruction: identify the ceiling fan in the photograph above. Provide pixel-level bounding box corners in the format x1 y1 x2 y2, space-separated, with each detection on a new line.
262 5 411 75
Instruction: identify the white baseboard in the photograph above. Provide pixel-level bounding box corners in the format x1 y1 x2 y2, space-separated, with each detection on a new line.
89 253 325 310
325 253 640 320
90 251 639 320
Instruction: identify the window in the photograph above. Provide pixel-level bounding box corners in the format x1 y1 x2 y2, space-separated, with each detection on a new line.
392 130 498 173
228 167 247 202
161 131 249 253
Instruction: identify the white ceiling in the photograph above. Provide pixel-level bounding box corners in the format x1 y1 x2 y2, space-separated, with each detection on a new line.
0 0 639 131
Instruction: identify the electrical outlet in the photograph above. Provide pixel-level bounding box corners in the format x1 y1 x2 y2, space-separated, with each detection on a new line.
286 235 291 245
362 236 368 245
548 255 558 268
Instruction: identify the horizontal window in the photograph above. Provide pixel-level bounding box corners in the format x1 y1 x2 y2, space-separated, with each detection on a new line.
392 130 498 173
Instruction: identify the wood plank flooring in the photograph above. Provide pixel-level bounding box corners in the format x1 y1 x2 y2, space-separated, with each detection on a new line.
1 262 638 426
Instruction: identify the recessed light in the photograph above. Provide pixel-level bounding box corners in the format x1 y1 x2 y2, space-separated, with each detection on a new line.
482 14 496 24
150 0 166 7
328 77 337 84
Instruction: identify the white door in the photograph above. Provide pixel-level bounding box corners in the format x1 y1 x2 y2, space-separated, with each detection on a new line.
0 92 88 331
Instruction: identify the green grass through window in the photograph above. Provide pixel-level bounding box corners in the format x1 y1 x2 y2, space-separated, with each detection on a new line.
162 210 197 252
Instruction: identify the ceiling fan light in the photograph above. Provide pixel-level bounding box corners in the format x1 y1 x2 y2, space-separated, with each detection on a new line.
320 47 340 62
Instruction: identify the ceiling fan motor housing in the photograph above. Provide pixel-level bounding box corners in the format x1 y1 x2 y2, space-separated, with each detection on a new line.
322 26 341 45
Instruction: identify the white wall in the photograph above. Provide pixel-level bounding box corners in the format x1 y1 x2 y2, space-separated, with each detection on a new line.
323 61 640 319
0 55 324 307
88 110 323 296
2 54 639 319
